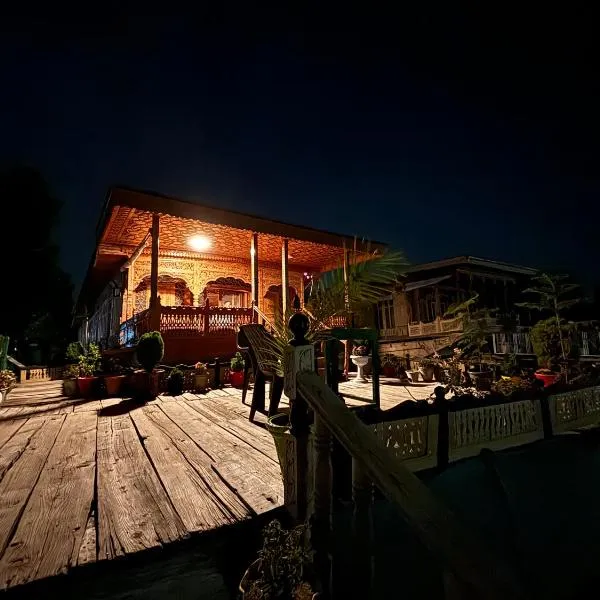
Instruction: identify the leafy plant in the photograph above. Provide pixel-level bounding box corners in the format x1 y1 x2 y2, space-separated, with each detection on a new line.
77 343 101 376
517 272 581 368
492 376 535 397
352 343 370 356
230 352 245 372
381 353 398 368
529 317 574 370
245 520 312 600
65 341 84 363
0 369 16 389
103 357 124 375
136 332 164 373
63 363 81 379
263 248 408 373
167 368 184 395
445 293 495 361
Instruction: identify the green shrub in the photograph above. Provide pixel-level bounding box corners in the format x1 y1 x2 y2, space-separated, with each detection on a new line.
136 332 164 373
78 343 101 376
66 342 84 363
167 368 185 395
230 352 245 372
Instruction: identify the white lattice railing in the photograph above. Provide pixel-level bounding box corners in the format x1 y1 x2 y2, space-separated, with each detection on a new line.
448 399 544 462
492 330 533 355
549 386 600 433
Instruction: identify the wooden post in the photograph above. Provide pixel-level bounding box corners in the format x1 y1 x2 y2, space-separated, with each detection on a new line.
371 336 380 409
283 312 314 522
343 245 351 375
282 238 289 316
203 297 210 335
251 232 259 309
435 285 441 319
352 457 374 597
149 215 160 330
414 288 421 323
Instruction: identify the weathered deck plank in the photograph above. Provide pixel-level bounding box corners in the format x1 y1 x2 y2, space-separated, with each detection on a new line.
0 411 97 588
96 413 187 561
0 419 26 452
160 401 282 514
184 395 279 461
0 415 65 556
130 405 251 532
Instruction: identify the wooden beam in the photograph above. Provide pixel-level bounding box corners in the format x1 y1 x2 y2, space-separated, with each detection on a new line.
251 232 259 308
150 215 160 309
281 238 289 315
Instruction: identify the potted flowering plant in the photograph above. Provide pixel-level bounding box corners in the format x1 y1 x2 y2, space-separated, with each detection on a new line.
0 369 16 403
350 342 371 383
230 352 245 388
381 353 398 377
77 343 101 398
418 357 438 383
240 520 318 600
194 362 209 391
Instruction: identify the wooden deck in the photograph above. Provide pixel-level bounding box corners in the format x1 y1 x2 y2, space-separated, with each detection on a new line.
0 374 434 594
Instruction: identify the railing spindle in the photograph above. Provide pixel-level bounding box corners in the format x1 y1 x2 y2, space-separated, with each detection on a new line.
352 457 374 597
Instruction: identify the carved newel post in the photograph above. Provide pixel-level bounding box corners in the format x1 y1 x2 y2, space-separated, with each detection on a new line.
283 313 314 522
284 313 333 598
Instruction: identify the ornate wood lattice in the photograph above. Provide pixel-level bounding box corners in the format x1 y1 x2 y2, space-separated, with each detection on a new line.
159 305 253 337
448 399 544 462
549 386 600 432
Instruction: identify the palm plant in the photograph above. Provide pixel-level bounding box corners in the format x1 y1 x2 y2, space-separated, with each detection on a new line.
516 273 581 365
264 249 408 372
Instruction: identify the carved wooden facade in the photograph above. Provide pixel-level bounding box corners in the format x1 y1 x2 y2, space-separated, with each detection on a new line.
78 186 386 361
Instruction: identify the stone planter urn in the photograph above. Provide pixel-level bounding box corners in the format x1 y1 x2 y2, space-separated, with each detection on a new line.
350 355 371 382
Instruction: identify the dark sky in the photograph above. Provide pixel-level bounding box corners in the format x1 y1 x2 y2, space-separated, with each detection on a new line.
1 10 598 288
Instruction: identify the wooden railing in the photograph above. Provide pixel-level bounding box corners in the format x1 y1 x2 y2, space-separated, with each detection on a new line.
119 308 151 346
282 321 527 599
408 315 463 337
492 329 533 355
159 305 253 336
379 324 409 339
252 303 275 333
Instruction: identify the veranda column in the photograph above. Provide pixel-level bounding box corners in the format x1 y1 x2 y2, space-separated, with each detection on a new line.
343 244 351 374
281 238 289 315
149 214 160 330
251 232 259 316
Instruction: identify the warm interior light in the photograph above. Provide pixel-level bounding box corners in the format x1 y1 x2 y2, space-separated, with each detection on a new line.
188 235 212 252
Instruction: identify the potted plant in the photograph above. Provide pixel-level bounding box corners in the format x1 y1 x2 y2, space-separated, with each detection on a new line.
350 342 371 383
103 357 126 397
77 343 101 398
135 331 165 400
0 369 16 403
418 357 437 383
62 363 80 397
66 341 84 363
529 317 567 387
467 360 494 391
167 367 185 396
230 352 245 388
239 519 317 600
381 354 398 377
194 362 210 391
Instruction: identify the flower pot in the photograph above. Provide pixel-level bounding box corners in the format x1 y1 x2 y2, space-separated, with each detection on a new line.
419 366 435 383
167 377 184 396
230 370 245 388
267 413 291 480
534 371 560 388
62 378 78 397
382 365 396 377
105 375 125 397
0 388 7 404
77 376 97 398
194 373 209 391
350 355 371 382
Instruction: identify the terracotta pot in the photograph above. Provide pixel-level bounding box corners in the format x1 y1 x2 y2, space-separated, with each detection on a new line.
194 373 209 391
230 370 245 388
382 365 396 377
77 376 97 398
534 371 560 387
63 378 78 397
105 375 125 397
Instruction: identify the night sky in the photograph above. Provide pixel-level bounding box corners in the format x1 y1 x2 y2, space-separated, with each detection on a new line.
1 10 598 288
